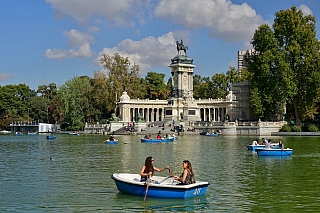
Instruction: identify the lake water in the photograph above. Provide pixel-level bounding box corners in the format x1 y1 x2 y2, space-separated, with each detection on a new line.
0 134 320 212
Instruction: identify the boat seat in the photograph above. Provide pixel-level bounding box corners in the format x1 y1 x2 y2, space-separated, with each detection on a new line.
133 178 140 182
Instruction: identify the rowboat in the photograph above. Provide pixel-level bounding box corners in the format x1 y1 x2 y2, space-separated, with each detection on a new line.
69 132 80 136
14 132 23 136
46 135 56 140
111 173 210 199
247 145 265 151
106 139 118 145
256 148 293 156
0 130 11 134
140 138 174 143
205 133 218 137
247 143 279 151
168 136 178 140
28 132 37 136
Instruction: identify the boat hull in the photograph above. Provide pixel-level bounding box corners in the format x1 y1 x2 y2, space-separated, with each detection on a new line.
106 139 118 145
247 145 265 151
46 135 56 140
256 148 293 156
140 138 174 143
205 133 218 137
111 173 209 199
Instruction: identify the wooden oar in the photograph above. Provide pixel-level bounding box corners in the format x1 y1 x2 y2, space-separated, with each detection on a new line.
159 169 174 184
143 174 151 202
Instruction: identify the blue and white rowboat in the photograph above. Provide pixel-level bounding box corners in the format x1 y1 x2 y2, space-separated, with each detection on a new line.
46 135 56 140
106 139 118 145
247 143 279 151
247 145 265 151
256 148 293 156
140 138 174 143
205 133 218 137
111 173 209 199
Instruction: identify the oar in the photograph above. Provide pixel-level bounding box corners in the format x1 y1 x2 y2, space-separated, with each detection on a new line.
159 169 174 184
143 174 151 202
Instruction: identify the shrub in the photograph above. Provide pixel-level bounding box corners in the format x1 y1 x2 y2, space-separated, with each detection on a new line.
280 124 291 132
292 125 302 132
308 124 319 132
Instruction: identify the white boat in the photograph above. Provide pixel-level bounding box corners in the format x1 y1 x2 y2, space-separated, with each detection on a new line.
0 130 11 134
111 173 209 199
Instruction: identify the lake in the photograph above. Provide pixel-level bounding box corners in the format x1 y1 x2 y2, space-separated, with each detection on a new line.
0 134 319 212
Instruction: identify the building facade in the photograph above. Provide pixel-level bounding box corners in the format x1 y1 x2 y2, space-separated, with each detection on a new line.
118 43 253 124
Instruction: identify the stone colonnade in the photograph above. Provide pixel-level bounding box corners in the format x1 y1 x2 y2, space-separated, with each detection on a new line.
199 107 226 122
129 107 165 122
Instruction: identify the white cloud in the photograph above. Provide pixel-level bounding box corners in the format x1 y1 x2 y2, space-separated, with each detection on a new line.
45 29 94 60
95 32 184 75
45 43 93 60
63 29 94 46
154 0 265 43
0 73 12 81
88 26 100 34
299 4 313 16
46 0 143 26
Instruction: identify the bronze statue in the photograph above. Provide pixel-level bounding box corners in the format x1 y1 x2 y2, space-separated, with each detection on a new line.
176 39 188 55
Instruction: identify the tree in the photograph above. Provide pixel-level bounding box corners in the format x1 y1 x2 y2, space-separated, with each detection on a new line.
246 6 320 123
226 67 242 86
144 71 170 99
211 73 228 98
0 84 36 128
58 76 91 130
99 53 143 115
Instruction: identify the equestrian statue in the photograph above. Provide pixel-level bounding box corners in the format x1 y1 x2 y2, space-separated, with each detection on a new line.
176 39 188 55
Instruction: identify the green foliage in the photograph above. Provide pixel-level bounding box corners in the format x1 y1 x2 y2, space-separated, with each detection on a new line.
292 125 302 132
0 84 37 128
193 72 230 99
247 6 320 122
145 71 170 99
280 124 292 132
307 124 319 132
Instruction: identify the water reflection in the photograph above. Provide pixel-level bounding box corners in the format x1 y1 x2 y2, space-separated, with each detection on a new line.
1 134 320 212
113 193 209 212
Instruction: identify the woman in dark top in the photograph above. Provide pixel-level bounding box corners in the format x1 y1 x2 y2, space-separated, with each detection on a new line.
174 160 196 185
139 156 169 182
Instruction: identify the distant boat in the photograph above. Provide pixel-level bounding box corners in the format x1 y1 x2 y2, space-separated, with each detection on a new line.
106 139 119 145
205 133 218 137
14 132 23 136
247 145 265 151
46 135 56 140
0 130 11 134
140 138 174 143
69 132 80 136
28 132 37 136
256 148 293 156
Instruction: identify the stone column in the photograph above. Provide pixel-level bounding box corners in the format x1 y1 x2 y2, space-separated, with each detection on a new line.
156 108 159 121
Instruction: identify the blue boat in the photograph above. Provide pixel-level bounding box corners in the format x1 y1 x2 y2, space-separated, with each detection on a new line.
14 132 23 136
247 143 279 151
205 133 218 137
46 135 56 140
247 145 265 151
256 148 293 156
140 138 174 143
106 139 118 145
111 173 209 199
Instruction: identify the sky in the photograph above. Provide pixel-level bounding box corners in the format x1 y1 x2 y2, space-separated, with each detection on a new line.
0 0 320 90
